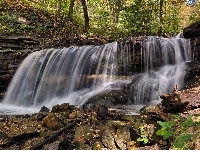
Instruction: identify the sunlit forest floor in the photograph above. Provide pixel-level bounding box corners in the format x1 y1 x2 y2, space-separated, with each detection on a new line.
0 0 110 48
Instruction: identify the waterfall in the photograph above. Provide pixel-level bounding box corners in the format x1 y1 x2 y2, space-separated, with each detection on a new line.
2 42 132 108
1 36 191 113
129 37 191 104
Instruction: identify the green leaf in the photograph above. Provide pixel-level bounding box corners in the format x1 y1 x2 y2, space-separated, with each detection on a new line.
163 130 173 140
187 115 193 120
196 122 200 126
173 114 181 120
139 126 145 132
156 128 166 136
156 128 173 140
175 134 193 143
173 141 185 149
143 138 149 144
157 121 176 128
180 120 195 127
137 137 149 144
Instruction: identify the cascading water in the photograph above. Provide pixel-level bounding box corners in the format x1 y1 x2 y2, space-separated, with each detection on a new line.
129 37 191 104
0 36 191 115
2 42 132 110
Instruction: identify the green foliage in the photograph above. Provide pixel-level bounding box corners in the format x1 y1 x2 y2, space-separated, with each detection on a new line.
137 125 149 144
0 14 43 35
173 134 193 149
123 0 160 35
156 121 175 140
156 114 200 149
2 0 200 38
189 3 200 22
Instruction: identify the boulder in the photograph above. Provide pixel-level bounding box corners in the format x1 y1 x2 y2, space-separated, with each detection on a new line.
51 103 70 113
42 113 64 130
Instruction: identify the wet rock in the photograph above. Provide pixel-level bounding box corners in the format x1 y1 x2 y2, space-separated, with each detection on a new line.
23 136 45 149
116 126 131 143
0 117 44 149
76 143 92 150
55 112 70 122
39 106 50 113
36 106 50 120
97 104 108 119
73 125 94 144
83 90 125 110
51 103 69 113
101 128 117 149
183 21 200 38
69 110 77 119
113 133 127 150
42 113 64 130
0 132 8 139
106 120 127 127
58 139 71 150
36 112 48 121
43 141 59 150
115 114 135 122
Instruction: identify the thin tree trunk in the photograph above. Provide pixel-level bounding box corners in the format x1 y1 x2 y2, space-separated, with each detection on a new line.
159 0 164 35
80 0 89 33
56 0 62 17
68 0 75 20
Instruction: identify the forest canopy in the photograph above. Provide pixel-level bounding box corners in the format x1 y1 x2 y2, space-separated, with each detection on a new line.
1 0 200 38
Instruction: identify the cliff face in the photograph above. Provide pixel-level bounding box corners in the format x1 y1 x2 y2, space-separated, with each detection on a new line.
182 21 200 81
183 21 200 62
0 36 38 99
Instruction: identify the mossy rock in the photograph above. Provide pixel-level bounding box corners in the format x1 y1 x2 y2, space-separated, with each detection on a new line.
42 113 64 130
51 103 70 113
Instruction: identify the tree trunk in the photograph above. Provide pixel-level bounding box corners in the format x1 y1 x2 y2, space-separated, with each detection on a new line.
68 0 75 20
159 0 164 35
80 0 89 33
56 0 62 17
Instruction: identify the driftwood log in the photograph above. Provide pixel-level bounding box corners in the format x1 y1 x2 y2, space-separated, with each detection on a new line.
160 88 189 113
30 122 76 150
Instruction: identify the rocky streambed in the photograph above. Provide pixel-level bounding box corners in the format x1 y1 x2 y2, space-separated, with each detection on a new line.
0 87 200 150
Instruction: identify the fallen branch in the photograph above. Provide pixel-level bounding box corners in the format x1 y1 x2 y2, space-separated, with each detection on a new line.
30 122 76 150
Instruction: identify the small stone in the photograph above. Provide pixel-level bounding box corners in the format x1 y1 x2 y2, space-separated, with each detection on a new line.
97 105 108 118
39 106 50 113
69 111 77 119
